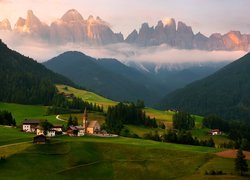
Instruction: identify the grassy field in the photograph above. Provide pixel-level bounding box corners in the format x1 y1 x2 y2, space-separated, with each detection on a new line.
0 102 64 126
0 126 33 146
56 84 117 111
192 128 231 146
0 128 249 179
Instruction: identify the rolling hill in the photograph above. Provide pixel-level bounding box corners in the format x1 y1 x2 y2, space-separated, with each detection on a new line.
161 52 250 121
44 51 164 106
44 51 223 106
1 132 242 179
0 40 74 105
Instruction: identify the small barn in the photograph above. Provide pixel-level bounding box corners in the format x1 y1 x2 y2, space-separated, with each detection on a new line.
33 135 46 144
210 129 222 135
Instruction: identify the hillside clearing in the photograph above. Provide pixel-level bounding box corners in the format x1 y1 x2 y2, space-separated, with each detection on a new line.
216 150 250 160
56 84 117 110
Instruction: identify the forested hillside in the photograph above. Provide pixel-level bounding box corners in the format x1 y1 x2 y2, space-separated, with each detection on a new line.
0 40 73 105
161 53 250 121
44 51 164 106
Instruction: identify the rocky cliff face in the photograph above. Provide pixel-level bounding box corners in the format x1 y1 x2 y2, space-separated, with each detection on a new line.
126 18 250 51
11 9 123 44
14 10 49 39
1 10 250 51
49 9 123 44
0 19 11 31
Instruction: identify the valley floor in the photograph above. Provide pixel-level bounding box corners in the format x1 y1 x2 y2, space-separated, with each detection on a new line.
0 130 249 179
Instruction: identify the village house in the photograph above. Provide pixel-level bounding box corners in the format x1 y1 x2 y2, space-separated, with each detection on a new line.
36 126 56 137
23 119 62 137
76 126 85 136
22 119 41 132
51 125 63 132
33 135 46 144
58 92 74 98
67 125 85 136
67 126 77 136
210 129 222 135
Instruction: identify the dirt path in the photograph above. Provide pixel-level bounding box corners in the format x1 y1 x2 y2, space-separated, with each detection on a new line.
216 149 250 160
0 141 30 148
56 115 66 122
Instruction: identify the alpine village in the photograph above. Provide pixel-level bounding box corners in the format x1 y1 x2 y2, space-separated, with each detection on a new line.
0 1 250 179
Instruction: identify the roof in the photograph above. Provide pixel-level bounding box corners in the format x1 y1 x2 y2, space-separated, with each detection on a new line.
88 121 99 128
23 119 42 124
211 129 221 132
68 126 77 131
76 126 84 130
33 135 46 141
53 125 63 128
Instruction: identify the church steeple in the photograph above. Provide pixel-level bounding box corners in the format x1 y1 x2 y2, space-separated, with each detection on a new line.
83 108 88 133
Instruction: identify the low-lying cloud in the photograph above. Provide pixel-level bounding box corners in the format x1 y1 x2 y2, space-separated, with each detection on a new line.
0 31 246 65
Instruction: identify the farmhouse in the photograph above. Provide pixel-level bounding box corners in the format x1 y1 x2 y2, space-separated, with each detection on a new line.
67 126 78 136
76 126 85 136
22 119 41 132
67 125 84 136
51 125 63 132
33 135 46 144
36 126 56 137
210 129 222 135
58 92 74 98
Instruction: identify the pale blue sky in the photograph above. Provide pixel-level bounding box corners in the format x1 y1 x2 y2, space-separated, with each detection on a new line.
0 0 249 37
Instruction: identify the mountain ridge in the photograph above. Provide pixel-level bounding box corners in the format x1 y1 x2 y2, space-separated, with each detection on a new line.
160 52 250 121
0 9 249 51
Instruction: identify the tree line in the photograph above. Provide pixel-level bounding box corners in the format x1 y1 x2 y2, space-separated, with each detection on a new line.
46 94 103 115
142 130 215 148
103 102 157 134
0 110 16 126
202 114 250 150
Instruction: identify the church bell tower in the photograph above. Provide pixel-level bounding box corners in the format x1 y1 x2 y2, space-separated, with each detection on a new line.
83 108 88 133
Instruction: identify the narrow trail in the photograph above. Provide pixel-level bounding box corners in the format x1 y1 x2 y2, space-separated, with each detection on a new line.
0 141 30 148
56 115 66 122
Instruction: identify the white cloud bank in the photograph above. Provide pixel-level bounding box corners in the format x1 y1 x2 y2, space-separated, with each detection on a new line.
0 31 246 64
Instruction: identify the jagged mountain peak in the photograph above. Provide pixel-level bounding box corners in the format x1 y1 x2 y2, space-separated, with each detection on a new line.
26 10 42 26
61 9 84 22
0 18 11 30
177 21 193 32
163 17 176 27
156 20 164 28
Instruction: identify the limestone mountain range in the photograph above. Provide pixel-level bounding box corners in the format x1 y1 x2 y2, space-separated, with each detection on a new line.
0 9 249 51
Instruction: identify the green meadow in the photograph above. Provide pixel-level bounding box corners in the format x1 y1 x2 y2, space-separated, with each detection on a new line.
0 102 64 126
0 85 247 179
0 130 249 179
56 84 117 111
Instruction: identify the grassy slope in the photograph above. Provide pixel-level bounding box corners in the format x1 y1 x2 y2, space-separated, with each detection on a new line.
56 85 230 144
0 103 64 126
56 84 117 111
0 85 230 146
0 131 248 179
0 126 33 146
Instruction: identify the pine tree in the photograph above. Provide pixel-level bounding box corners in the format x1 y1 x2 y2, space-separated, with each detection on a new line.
235 148 248 176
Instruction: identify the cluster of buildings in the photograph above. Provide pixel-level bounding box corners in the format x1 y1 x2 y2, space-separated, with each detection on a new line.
22 109 101 143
